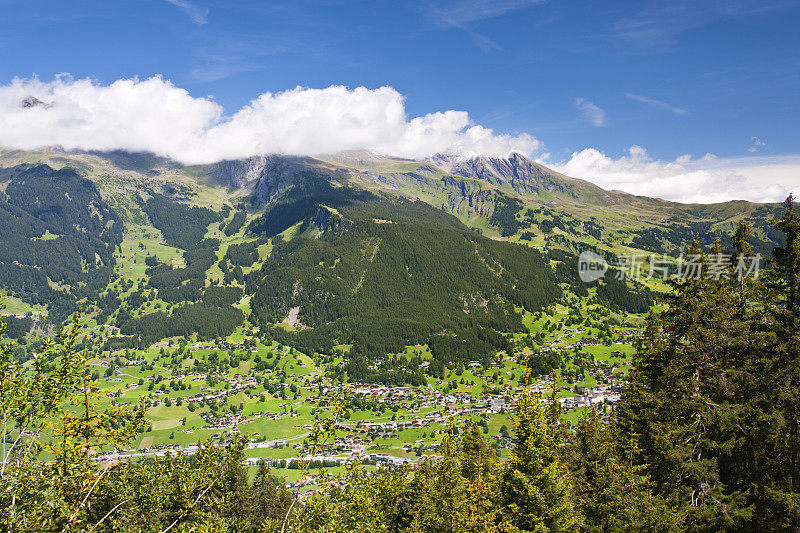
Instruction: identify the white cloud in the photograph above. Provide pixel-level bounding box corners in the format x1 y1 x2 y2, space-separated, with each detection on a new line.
748 136 766 152
0 75 541 164
574 97 606 127
165 0 208 25
4 75 796 204
625 93 687 115
554 145 800 203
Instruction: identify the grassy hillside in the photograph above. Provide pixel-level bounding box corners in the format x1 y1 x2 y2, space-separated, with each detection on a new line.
0 147 782 346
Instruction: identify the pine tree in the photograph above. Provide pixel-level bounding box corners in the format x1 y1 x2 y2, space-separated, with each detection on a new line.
617 238 761 530
755 195 800 530
210 445 252 530
252 461 291 529
500 389 581 532
570 410 680 532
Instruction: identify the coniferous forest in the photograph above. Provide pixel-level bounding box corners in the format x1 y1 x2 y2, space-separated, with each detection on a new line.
3 197 800 531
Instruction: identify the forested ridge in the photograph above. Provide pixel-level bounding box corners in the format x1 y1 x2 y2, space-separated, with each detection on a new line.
0 157 782 353
0 165 122 320
140 192 221 250
244 177 561 377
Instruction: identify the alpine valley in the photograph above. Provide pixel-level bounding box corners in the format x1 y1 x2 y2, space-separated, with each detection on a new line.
0 145 793 529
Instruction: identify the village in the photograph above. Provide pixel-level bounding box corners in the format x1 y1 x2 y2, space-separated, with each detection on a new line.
91 320 635 494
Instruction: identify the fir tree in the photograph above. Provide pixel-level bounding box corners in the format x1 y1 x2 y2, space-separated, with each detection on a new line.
500 389 581 532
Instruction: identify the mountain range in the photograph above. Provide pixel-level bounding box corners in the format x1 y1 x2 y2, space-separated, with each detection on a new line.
0 146 784 377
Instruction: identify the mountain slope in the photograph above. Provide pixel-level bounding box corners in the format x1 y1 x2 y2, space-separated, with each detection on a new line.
315 150 779 254
0 164 122 319
241 174 561 367
0 147 783 359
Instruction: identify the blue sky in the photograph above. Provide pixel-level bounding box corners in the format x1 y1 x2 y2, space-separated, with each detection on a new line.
1 0 799 202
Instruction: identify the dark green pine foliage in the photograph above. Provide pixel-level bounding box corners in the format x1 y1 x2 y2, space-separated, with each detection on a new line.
118 238 245 344
223 210 247 236
140 191 221 249
224 238 264 267
0 165 123 320
618 237 760 529
756 195 800 530
246 176 561 372
251 461 292 529
500 389 581 532
145 238 219 303
569 410 680 532
1 315 33 340
595 271 653 314
202 285 244 307
618 199 800 531
117 301 244 346
488 195 524 237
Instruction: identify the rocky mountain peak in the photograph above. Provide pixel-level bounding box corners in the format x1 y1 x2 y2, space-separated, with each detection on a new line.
207 155 307 204
429 152 552 184
20 95 51 109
